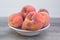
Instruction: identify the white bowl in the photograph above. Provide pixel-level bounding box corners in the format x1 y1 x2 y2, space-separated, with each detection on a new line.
8 24 50 36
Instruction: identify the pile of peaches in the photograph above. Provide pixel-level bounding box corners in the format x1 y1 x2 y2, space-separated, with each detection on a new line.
8 5 50 31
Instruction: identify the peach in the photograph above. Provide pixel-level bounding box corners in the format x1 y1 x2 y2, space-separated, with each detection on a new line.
8 13 23 28
22 12 45 31
39 12 50 27
38 9 49 14
21 5 36 19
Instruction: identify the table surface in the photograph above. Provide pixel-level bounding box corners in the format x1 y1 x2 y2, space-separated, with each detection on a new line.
0 17 60 40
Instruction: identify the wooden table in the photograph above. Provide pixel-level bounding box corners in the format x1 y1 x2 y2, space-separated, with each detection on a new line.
0 17 60 40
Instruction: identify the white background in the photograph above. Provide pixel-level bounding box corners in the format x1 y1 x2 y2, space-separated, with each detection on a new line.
0 0 60 18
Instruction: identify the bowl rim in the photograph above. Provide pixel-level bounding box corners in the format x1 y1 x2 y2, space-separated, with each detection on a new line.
8 24 50 32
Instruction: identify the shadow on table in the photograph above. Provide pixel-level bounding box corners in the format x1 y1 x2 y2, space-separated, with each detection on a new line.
9 29 48 40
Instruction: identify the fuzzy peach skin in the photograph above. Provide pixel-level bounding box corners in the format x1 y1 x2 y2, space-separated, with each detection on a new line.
21 5 36 19
8 13 23 28
38 9 49 14
39 12 50 27
22 12 45 31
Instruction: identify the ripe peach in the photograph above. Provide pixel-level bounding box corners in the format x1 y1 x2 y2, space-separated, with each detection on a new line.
38 9 49 14
39 12 50 27
8 13 23 28
22 12 45 31
21 5 36 19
